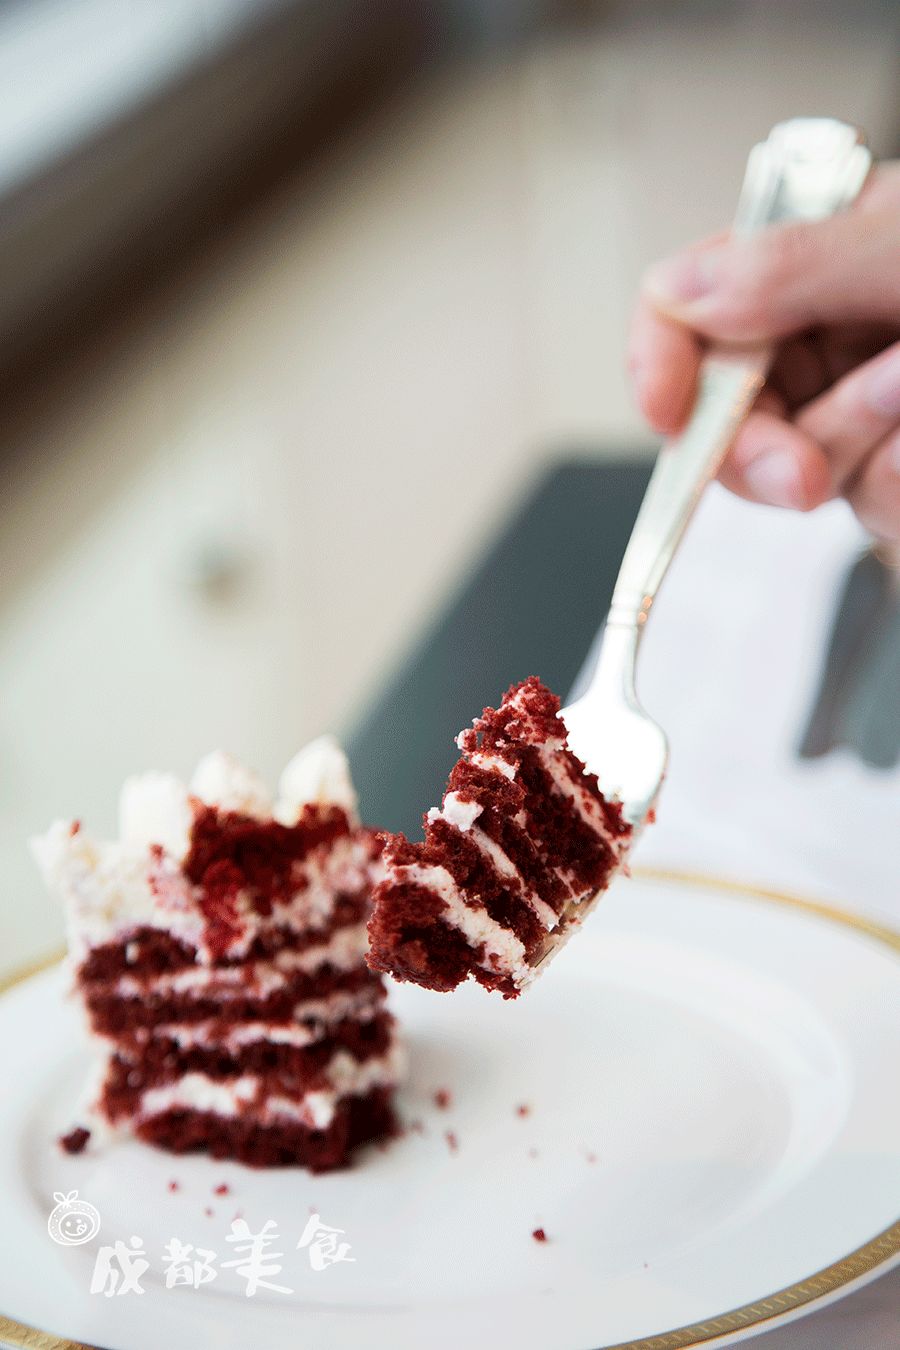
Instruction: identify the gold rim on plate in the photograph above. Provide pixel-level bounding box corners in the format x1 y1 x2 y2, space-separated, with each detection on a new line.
1 869 898 1350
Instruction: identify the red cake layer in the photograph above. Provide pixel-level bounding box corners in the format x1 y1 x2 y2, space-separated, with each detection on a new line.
369 878 509 993
135 1085 398 1171
82 963 385 1035
368 677 631 997
175 803 373 960
99 1011 396 1120
77 892 371 984
42 749 402 1172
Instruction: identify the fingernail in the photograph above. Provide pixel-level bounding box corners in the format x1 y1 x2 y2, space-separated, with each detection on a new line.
743 449 804 508
865 353 900 418
644 249 722 306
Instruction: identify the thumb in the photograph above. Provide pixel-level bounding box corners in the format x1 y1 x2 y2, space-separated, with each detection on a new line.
643 185 900 342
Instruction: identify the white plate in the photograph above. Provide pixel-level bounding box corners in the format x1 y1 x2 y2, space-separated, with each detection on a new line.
1 872 898 1350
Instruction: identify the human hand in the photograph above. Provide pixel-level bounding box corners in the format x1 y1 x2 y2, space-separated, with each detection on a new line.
628 164 900 540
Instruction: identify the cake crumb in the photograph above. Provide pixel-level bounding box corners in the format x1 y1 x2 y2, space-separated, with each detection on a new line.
532 1227 548 1243
433 1089 452 1110
59 1127 90 1154
204 1207 214 1217
445 1130 459 1153
213 1183 230 1196
516 1103 530 1118
167 1180 180 1193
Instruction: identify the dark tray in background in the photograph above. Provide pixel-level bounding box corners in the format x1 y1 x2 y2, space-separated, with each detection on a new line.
346 457 651 834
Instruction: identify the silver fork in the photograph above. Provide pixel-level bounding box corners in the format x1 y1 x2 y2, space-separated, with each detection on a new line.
561 118 872 838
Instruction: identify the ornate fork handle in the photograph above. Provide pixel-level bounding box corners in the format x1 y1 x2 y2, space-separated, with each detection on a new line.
604 119 872 640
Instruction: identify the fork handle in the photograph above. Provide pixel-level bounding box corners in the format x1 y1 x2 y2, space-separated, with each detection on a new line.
605 118 872 635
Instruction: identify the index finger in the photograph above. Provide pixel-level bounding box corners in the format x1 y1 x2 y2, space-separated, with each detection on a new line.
627 292 702 437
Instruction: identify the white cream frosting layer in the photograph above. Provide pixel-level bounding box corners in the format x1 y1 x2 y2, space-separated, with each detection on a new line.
119 773 195 857
32 823 206 960
427 787 559 931
136 1041 406 1131
31 741 365 960
428 791 482 832
152 992 383 1051
277 736 358 822
534 743 626 858
113 922 369 998
190 753 272 820
391 860 531 983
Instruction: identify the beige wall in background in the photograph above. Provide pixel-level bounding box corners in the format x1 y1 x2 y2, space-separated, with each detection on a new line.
2 13 898 971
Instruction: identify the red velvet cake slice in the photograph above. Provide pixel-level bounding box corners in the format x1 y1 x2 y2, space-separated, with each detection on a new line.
367 677 632 998
33 740 404 1170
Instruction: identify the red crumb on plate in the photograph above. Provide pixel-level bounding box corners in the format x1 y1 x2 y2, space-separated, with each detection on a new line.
167 1180 180 1193
445 1130 459 1153
532 1228 548 1243
59 1126 90 1154
433 1089 452 1110
213 1184 230 1196
516 1103 530 1117
204 1207 214 1217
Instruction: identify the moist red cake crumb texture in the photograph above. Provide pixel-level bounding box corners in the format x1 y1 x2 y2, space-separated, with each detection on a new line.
60 1127 91 1155
532 1227 548 1243
367 677 632 998
34 747 404 1171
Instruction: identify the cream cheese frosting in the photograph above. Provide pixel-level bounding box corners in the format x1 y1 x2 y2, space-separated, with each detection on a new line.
31 741 364 959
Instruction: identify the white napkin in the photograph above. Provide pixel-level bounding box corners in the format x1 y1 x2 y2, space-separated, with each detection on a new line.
620 484 898 924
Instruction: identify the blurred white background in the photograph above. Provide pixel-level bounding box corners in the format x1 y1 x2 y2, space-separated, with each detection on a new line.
1 0 898 973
